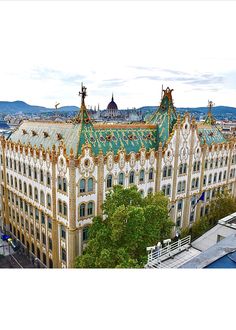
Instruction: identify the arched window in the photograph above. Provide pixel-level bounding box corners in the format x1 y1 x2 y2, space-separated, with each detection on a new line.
191 178 195 189
215 158 218 168
18 162 22 173
203 175 207 186
118 173 124 185
80 203 86 217
34 167 37 180
179 163 183 175
193 161 197 172
80 179 86 193
163 166 167 178
19 179 22 192
23 163 26 175
177 182 181 193
139 190 144 197
139 170 145 183
167 166 172 177
177 199 183 210
210 159 213 169
10 175 13 186
24 182 27 194
129 171 135 184
223 170 227 180
46 172 51 186
166 184 171 196
34 187 38 201
14 177 17 189
58 200 62 214
29 185 32 198
182 181 186 192
107 175 113 188
63 202 67 216
213 173 217 183
197 161 200 171
28 165 32 178
208 174 212 184
196 178 199 188
87 202 94 216
40 169 44 183
149 168 153 181
47 194 51 208
58 177 62 190
204 160 208 169
225 156 228 166
40 190 45 206
148 188 153 195
218 172 222 182
183 163 187 174
162 185 166 195
63 178 67 192
88 178 93 192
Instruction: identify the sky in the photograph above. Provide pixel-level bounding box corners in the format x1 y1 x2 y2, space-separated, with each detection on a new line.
0 1 236 109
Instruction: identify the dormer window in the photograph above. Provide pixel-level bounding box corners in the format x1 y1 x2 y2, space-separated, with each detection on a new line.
43 131 49 138
31 130 37 136
22 129 27 135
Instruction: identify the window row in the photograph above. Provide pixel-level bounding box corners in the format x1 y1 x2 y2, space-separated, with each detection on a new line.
203 171 227 186
205 156 228 170
5 159 52 185
79 177 94 193
177 180 186 194
106 168 154 188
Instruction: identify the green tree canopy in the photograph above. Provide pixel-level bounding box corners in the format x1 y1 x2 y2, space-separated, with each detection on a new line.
75 185 174 268
181 190 236 241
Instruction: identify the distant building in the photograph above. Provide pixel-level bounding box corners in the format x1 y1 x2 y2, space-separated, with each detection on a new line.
0 84 236 268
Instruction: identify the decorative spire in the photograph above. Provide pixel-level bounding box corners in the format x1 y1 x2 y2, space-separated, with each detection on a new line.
73 83 92 125
111 93 114 102
204 100 216 125
79 82 87 107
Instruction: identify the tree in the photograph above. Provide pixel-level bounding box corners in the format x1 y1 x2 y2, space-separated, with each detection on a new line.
181 191 236 241
75 185 174 268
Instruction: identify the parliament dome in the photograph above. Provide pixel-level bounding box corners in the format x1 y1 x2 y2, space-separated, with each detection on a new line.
107 94 118 110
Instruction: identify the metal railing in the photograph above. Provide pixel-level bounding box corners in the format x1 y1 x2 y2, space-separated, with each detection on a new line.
146 235 191 268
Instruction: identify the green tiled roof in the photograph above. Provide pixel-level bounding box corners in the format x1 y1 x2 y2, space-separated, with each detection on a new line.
197 124 227 145
79 124 157 155
148 87 177 144
8 121 81 155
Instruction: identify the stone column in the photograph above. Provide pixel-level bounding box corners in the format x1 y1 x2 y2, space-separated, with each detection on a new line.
195 142 207 221
97 150 104 216
170 117 181 224
51 145 59 268
182 120 196 228
1 138 10 232
155 142 162 192
67 148 77 268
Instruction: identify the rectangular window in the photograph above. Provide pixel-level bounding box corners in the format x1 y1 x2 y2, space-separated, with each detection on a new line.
61 226 66 239
83 227 89 241
62 248 67 262
48 217 52 230
49 238 53 251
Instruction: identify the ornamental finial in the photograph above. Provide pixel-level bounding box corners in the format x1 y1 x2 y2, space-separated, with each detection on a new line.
79 83 87 106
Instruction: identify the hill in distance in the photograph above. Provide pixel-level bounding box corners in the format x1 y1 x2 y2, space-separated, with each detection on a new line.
0 101 79 114
0 100 236 117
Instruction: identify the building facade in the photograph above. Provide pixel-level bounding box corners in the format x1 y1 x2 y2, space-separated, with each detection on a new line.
0 85 236 268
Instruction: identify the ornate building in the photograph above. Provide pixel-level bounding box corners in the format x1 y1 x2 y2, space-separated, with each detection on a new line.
107 94 118 118
0 84 236 268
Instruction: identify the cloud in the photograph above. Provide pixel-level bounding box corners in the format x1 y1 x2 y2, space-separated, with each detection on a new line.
134 71 224 88
30 67 86 85
99 78 127 88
